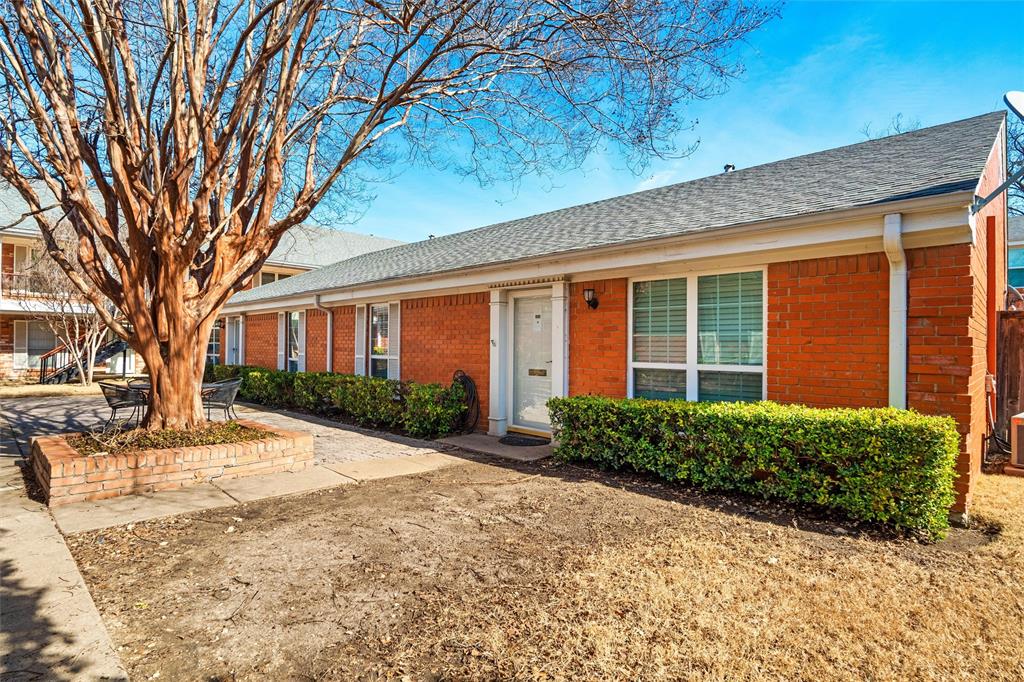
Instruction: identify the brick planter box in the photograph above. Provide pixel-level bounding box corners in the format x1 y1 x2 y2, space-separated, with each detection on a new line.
30 419 313 507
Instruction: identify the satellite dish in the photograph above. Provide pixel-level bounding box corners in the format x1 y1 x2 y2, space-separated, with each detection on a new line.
1007 91 1024 120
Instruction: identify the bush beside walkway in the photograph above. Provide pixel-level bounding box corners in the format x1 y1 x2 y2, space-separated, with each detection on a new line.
549 396 959 537
212 365 466 439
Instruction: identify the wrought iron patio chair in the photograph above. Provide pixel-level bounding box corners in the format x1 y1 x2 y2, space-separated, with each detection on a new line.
98 381 146 428
202 377 243 421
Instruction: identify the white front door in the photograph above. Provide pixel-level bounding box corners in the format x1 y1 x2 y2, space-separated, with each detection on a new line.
511 294 553 431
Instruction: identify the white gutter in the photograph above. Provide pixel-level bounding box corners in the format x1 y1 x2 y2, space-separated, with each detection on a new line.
314 294 333 372
883 213 907 409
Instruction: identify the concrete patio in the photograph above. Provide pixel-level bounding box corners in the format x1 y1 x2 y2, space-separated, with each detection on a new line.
1 395 466 465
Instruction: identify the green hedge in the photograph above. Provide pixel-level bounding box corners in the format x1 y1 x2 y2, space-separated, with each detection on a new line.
547 397 959 537
212 365 466 439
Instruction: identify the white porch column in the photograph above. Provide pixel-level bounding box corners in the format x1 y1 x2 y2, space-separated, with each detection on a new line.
550 281 569 399
239 315 246 364
488 289 510 436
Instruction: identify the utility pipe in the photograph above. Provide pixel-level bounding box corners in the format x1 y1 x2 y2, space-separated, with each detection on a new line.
883 213 907 409
314 294 333 373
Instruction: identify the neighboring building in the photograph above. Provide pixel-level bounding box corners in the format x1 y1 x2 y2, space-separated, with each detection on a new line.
0 186 401 380
205 224 402 366
1008 215 1024 290
221 112 1009 516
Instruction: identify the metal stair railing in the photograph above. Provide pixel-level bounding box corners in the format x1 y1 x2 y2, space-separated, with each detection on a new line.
39 334 131 384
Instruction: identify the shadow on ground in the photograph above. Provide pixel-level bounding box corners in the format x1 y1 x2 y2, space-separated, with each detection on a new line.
0 551 83 681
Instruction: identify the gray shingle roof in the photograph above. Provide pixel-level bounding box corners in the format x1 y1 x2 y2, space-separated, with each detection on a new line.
231 111 1004 305
0 181 400 268
266 224 402 268
1010 216 1024 243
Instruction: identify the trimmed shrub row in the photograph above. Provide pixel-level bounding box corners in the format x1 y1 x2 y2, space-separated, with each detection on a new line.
213 365 467 439
547 397 959 537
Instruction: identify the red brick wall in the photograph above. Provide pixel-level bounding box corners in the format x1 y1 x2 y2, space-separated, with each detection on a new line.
0 316 13 379
1 243 13 276
332 306 356 374
401 293 490 429
569 278 627 398
905 244 979 512
305 309 329 372
31 420 313 506
767 254 890 408
245 313 278 369
903 133 1005 515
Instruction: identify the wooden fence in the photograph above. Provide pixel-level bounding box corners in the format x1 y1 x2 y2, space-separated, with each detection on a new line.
997 310 1024 438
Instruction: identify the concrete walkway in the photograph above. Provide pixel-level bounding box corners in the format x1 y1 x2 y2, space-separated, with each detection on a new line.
0 408 127 681
1 396 463 465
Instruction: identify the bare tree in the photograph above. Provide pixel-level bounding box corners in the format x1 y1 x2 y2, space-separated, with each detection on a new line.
19 235 114 385
1009 116 1023 217
0 0 776 428
860 113 922 141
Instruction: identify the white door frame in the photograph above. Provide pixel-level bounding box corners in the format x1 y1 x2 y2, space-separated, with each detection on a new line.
226 316 242 365
501 283 569 436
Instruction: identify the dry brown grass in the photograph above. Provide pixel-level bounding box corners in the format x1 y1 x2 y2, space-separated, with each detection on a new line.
69 460 1024 681
0 382 102 398
381 473 1024 681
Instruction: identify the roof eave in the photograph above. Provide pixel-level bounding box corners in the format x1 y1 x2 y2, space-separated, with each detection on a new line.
223 188 976 311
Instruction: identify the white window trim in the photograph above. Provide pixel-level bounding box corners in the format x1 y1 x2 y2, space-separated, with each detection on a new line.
365 302 401 379
368 303 389 378
258 270 293 287
627 265 768 402
206 322 222 365
278 310 306 372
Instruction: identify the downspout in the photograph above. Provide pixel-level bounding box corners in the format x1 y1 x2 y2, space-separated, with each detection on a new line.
314 294 333 373
883 213 907 409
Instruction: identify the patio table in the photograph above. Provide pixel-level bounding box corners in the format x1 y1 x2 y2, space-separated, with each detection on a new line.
127 382 223 418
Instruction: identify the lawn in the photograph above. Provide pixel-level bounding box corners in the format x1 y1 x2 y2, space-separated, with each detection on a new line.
69 457 1024 681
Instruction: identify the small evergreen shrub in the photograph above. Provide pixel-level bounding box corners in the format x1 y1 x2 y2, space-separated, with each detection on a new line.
403 381 467 438
335 376 405 428
547 396 959 538
218 365 468 439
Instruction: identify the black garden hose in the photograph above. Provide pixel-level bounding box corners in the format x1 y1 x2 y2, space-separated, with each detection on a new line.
452 370 479 434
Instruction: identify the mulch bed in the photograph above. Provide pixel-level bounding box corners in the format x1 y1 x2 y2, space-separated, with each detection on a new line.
66 421 273 456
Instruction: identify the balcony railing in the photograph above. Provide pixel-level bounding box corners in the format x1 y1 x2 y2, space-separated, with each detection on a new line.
0 271 60 298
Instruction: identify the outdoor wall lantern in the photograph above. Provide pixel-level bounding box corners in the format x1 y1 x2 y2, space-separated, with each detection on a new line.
583 287 599 310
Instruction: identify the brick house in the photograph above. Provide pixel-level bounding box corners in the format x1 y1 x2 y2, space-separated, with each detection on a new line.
220 112 1009 516
0 192 401 381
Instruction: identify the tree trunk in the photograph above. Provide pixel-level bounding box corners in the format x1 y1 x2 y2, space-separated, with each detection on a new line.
72 354 87 386
140 328 211 430
85 340 98 385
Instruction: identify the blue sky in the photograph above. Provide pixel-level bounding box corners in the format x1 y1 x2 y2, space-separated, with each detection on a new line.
328 1 1024 243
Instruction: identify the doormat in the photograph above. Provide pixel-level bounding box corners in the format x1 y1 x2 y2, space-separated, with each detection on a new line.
499 435 551 447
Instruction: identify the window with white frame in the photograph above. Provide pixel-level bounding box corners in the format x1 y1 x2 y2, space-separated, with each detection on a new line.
286 311 302 372
258 270 293 287
355 302 400 379
206 322 222 366
629 270 764 402
369 303 390 378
